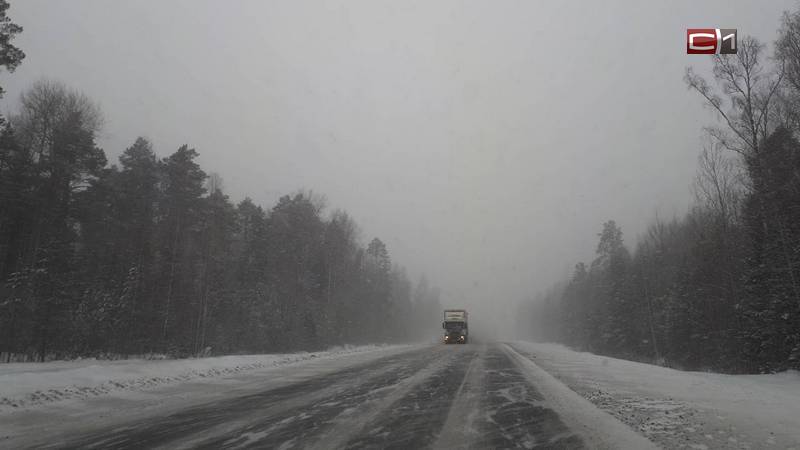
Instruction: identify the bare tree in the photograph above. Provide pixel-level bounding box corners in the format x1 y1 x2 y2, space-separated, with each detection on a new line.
13 79 103 160
685 36 784 156
10 80 105 267
777 10 800 93
775 9 800 132
692 138 745 226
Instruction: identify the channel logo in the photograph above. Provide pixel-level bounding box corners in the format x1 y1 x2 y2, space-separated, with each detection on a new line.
687 29 737 54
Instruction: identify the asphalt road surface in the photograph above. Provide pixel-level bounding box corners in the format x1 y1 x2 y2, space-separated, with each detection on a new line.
12 343 654 449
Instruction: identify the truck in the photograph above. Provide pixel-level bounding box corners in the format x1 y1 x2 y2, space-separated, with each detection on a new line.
442 309 468 344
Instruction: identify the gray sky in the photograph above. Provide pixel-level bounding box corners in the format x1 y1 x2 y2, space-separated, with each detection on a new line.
2 0 795 325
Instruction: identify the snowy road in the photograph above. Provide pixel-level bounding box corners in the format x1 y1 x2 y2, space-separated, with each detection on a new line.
1 343 656 449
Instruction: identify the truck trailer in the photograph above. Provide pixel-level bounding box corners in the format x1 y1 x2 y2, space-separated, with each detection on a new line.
442 309 468 344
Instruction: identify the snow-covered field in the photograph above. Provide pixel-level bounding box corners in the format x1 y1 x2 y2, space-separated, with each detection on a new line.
511 341 800 449
0 344 402 413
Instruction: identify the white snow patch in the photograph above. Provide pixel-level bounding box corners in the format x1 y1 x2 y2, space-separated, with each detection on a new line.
0 344 398 413
511 342 800 449
503 344 658 450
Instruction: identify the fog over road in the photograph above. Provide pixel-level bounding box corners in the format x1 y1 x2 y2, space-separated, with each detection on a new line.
7 344 656 450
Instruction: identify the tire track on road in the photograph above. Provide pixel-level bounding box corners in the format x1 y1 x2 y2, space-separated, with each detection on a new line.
189 345 456 449
343 346 478 449
54 346 433 450
304 346 468 450
476 345 584 449
432 344 487 449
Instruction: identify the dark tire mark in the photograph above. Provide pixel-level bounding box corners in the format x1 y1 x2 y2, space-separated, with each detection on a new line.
193 349 453 449
474 347 584 449
343 349 477 450
54 347 434 450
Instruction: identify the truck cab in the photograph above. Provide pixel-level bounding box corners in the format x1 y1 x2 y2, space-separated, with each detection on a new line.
442 309 468 344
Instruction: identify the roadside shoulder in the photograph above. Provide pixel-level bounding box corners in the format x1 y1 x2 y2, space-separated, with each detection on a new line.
509 341 800 449
502 344 658 450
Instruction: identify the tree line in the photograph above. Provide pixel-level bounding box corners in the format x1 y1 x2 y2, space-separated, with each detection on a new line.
0 80 444 361
0 3 444 360
518 10 800 373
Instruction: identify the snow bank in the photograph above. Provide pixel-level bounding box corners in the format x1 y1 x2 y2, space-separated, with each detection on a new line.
0 344 395 413
511 342 800 449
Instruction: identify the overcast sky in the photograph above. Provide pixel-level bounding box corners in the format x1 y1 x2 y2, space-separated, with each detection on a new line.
2 0 795 328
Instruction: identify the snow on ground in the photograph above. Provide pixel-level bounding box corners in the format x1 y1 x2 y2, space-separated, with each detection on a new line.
0 344 401 413
511 341 800 450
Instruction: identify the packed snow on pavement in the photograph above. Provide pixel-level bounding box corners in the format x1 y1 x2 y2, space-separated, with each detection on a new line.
0 344 407 413
2 343 651 450
4 341 800 450
511 341 800 449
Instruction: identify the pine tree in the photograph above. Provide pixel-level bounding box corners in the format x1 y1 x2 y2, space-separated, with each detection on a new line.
0 0 24 98
740 127 800 371
157 145 206 353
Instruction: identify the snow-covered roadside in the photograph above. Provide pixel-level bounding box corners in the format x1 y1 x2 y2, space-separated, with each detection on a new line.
0 344 404 413
511 342 800 450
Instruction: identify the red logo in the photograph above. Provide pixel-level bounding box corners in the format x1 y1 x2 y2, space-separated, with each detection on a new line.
687 29 737 54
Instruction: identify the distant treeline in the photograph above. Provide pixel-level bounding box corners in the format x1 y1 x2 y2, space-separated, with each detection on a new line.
519 11 800 373
0 80 444 361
